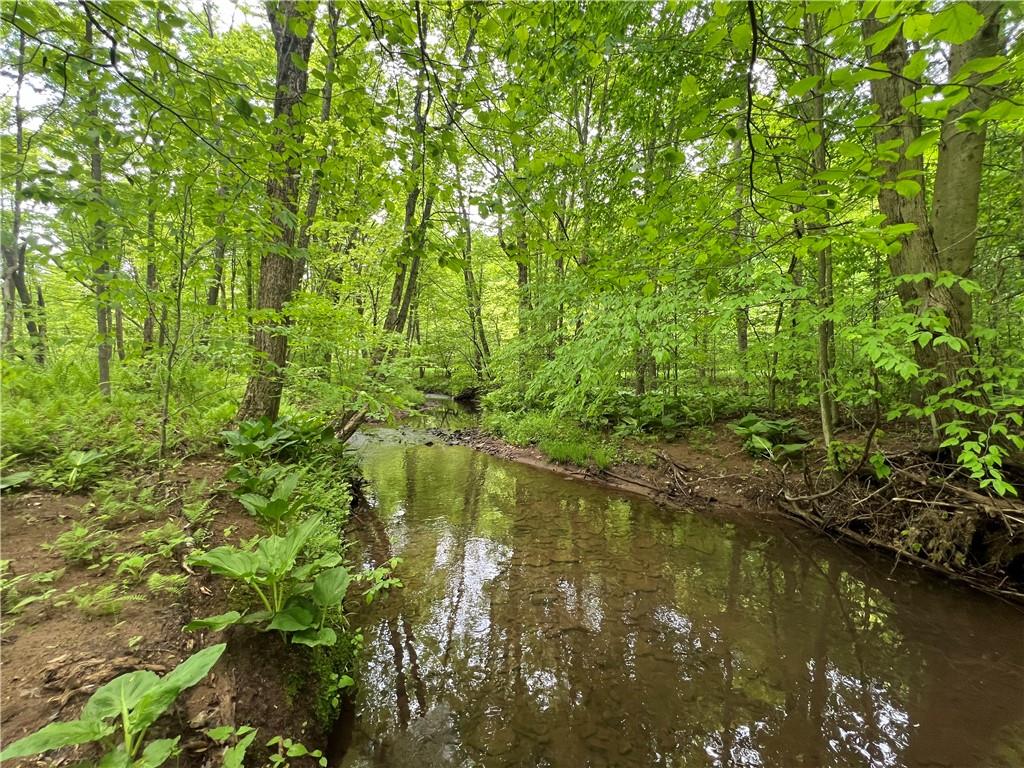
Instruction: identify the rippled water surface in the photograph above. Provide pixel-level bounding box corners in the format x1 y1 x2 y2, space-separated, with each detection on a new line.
341 428 1024 767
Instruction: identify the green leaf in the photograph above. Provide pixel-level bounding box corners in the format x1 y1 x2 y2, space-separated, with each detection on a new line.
0 470 32 490
134 737 180 768
185 611 243 632
82 670 161 721
205 726 236 742
291 627 337 647
129 644 226 734
886 179 921 198
267 603 316 632
902 13 932 41
189 547 260 581
233 95 253 120
865 18 902 54
97 746 132 768
312 566 351 607
906 130 939 158
0 719 115 760
731 24 752 52
272 472 300 500
222 728 258 768
789 75 819 98
930 3 985 44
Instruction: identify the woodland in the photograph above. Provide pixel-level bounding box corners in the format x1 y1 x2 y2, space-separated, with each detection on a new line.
1 0 1023 765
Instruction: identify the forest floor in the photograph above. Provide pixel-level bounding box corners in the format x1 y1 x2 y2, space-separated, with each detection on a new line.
0 459 334 767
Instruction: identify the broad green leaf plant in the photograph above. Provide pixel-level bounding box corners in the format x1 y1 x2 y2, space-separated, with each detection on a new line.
0 644 226 766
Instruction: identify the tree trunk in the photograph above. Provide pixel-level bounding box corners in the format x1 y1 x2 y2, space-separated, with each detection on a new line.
142 203 158 351
804 10 836 449
383 1 477 338
2 29 45 363
864 3 1002 405
292 0 341 293
237 1 316 422
114 301 126 361
86 17 112 396
457 171 489 377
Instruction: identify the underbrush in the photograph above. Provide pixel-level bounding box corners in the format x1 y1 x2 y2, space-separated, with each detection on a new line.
483 373 764 441
481 410 618 470
0 356 392 765
1 356 243 489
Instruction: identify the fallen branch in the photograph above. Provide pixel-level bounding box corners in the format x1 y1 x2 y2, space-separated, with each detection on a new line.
335 406 369 443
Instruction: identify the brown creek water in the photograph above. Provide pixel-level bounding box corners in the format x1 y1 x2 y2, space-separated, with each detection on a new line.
340 426 1024 768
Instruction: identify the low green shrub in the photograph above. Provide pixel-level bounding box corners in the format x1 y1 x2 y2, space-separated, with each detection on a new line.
0 644 226 766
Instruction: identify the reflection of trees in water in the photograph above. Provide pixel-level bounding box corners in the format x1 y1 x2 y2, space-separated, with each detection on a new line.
352 445 1024 767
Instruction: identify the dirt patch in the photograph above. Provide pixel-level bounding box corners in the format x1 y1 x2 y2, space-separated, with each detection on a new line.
0 459 332 767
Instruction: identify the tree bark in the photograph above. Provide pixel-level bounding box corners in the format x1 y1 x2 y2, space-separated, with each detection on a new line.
292 0 341 293
237 1 317 422
864 2 1002 403
142 202 158 351
86 16 112 396
803 9 836 448
383 1 477 338
2 29 45 363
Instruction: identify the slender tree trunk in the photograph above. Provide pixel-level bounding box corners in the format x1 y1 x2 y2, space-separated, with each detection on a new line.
3 29 44 363
457 171 489 377
383 1 477 339
804 10 836 449
292 0 341 293
86 17 111 396
237 1 317 422
732 108 748 392
142 203 158 351
114 301 125 361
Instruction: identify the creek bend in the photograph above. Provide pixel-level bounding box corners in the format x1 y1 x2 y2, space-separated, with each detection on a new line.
338 425 1024 768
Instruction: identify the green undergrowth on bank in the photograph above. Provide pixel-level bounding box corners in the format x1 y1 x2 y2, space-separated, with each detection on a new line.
480 410 620 471
0 355 403 765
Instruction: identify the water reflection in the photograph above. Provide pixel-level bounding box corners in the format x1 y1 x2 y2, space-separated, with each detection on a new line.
344 439 1024 768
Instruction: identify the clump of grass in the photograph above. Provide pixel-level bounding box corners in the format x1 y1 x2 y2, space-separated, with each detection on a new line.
147 572 188 598
539 439 616 470
45 521 110 564
62 584 144 616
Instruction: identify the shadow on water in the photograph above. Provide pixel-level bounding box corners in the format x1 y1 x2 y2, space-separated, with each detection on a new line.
334 428 1024 768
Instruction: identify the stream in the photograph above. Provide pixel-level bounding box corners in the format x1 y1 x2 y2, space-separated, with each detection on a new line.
339 415 1024 767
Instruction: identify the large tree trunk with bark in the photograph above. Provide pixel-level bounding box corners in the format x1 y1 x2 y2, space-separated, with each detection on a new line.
237 1 316 422
864 2 1002 405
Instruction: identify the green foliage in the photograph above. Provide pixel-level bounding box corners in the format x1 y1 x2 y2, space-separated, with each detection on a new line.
266 736 328 768
482 410 619 469
46 521 109 564
206 725 259 768
0 644 226 765
63 583 146 617
0 561 60 627
223 415 342 464
186 513 351 646
146 572 189 598
237 472 303 533
731 414 812 461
